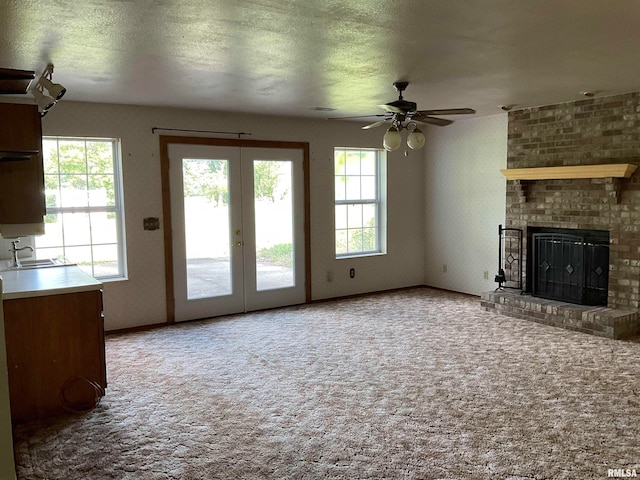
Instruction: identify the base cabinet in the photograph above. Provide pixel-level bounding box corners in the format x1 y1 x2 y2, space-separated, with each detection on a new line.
3 289 106 424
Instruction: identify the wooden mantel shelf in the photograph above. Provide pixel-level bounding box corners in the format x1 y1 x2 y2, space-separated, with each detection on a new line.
500 163 637 181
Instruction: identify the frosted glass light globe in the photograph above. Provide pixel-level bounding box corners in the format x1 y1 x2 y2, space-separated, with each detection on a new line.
407 129 426 150
383 127 402 151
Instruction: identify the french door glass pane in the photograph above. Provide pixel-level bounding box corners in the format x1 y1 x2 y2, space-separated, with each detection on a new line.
182 159 232 299
254 160 294 290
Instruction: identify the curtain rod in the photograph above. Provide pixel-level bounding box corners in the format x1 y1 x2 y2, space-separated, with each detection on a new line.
151 127 251 138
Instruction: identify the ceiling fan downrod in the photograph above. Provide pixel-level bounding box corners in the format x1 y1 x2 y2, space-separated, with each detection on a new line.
393 81 409 99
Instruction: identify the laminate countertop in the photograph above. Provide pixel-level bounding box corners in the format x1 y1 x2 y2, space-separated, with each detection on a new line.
0 265 102 300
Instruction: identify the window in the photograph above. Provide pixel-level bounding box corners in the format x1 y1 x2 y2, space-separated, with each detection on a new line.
334 147 386 257
35 137 127 280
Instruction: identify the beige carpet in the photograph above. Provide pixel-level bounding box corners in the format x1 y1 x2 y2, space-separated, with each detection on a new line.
13 288 640 479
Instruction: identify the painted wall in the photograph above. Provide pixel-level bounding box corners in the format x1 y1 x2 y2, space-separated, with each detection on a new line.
0 277 16 480
423 114 508 295
11 102 426 330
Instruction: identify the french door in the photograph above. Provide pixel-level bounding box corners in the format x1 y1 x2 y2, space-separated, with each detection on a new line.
168 143 306 322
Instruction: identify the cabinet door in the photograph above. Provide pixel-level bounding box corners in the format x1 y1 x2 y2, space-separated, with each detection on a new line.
3 289 106 424
0 103 41 155
0 103 45 224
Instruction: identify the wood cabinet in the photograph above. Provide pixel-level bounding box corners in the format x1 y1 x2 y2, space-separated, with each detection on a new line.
0 103 41 158
0 103 46 224
3 289 106 424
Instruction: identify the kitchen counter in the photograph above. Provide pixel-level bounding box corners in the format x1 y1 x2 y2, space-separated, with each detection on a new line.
0 265 102 300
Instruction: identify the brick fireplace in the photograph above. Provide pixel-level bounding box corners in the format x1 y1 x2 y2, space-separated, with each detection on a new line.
481 92 640 339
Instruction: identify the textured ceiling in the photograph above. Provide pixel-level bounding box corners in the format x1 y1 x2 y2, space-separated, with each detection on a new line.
2 0 640 122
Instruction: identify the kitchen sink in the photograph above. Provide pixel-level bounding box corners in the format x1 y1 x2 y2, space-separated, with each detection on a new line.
17 258 58 268
6 258 73 270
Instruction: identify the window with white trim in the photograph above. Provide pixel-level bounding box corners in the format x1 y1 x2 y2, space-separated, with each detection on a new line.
334 147 386 257
35 137 127 280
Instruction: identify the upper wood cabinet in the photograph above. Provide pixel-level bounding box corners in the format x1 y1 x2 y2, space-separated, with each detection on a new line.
0 103 41 159
0 103 46 225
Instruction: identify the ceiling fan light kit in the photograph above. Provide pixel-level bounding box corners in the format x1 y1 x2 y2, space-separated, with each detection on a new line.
383 122 426 152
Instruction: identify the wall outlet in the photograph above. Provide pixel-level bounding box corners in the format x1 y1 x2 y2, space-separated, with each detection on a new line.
483 271 489 280
326 270 333 282
442 264 447 273
349 267 356 279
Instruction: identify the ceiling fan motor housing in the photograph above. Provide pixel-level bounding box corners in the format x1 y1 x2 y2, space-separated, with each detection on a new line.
386 99 417 113
386 81 416 112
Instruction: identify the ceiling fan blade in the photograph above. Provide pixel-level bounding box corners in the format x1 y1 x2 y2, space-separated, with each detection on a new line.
413 115 454 127
362 119 392 130
416 108 476 116
327 113 388 120
378 104 405 114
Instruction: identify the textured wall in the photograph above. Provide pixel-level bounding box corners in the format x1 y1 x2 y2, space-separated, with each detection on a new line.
506 92 640 310
424 114 508 295
34 101 426 329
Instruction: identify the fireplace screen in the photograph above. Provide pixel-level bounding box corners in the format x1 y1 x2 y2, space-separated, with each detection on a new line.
531 228 609 306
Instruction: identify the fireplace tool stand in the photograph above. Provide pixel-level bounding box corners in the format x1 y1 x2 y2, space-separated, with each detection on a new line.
495 224 523 292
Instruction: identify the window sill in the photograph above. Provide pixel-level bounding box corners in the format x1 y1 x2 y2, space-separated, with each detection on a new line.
336 252 386 260
94 275 128 284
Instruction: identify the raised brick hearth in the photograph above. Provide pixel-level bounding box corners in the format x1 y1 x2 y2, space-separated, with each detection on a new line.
481 291 638 339
483 91 640 339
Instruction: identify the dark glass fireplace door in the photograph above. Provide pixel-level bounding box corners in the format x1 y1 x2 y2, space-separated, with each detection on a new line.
531 231 609 306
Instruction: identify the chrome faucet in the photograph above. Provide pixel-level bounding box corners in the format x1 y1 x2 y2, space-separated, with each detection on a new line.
10 239 34 268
